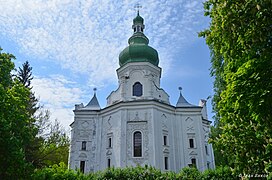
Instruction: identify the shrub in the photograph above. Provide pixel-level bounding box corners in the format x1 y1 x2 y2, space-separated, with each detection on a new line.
202 166 238 180
32 164 241 180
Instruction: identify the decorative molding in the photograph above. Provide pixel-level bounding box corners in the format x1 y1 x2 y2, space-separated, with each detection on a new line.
187 133 195 137
79 153 87 159
107 116 112 130
203 127 210 142
189 151 197 155
79 130 91 138
163 148 170 154
187 126 194 132
126 121 149 165
144 111 148 121
185 117 193 122
106 150 112 156
133 112 140 121
161 114 168 130
81 121 89 129
128 111 149 123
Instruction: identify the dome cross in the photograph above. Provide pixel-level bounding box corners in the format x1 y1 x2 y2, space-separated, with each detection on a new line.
134 3 142 14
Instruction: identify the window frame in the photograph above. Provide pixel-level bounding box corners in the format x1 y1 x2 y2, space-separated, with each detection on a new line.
132 82 143 97
107 158 111 168
189 138 194 148
133 131 143 157
207 161 210 169
163 135 167 146
80 161 85 173
108 137 112 148
164 156 169 170
191 158 197 168
82 141 87 151
205 145 209 155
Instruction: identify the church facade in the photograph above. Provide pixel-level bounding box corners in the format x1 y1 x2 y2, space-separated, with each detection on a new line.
68 12 215 173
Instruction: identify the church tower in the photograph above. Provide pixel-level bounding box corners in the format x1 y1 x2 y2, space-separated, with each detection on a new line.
107 11 169 106
68 12 215 174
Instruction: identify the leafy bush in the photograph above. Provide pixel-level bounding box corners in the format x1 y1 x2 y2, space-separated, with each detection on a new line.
32 164 237 180
202 166 238 180
177 167 202 180
31 162 86 180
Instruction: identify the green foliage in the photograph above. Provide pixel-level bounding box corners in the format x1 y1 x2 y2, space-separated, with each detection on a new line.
178 167 202 180
0 47 14 88
17 60 42 169
32 165 236 180
17 61 39 116
200 0 272 174
0 47 35 179
38 119 70 167
0 48 70 179
17 61 33 88
202 166 238 180
32 162 85 180
95 165 174 180
16 60 70 169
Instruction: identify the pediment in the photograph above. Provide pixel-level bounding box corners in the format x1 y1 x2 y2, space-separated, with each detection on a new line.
185 117 193 122
79 153 87 158
189 151 197 155
163 148 169 154
106 150 112 155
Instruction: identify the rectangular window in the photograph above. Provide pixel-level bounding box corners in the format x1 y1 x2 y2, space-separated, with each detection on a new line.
82 141 86 150
108 137 112 148
107 158 111 168
189 139 194 148
133 131 142 157
205 145 209 155
164 157 168 170
191 158 197 168
80 161 85 173
163 135 167 146
207 162 210 169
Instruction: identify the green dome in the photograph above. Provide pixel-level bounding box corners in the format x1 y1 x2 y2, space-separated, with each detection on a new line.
133 13 144 24
119 13 159 67
119 41 159 66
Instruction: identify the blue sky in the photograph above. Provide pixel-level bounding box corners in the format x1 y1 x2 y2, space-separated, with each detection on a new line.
0 0 213 131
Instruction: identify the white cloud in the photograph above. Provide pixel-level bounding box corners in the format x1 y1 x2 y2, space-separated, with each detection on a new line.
0 0 208 85
32 75 84 129
0 0 210 129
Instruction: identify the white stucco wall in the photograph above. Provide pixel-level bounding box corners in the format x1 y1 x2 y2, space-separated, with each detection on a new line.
69 62 215 173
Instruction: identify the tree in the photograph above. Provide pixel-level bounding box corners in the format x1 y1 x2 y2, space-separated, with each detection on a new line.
17 61 39 116
39 119 70 167
0 49 70 179
200 0 272 174
0 48 35 179
16 61 70 168
18 61 33 88
17 61 41 168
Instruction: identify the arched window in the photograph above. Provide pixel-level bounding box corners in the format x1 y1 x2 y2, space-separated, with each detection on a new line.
133 82 143 97
133 131 142 157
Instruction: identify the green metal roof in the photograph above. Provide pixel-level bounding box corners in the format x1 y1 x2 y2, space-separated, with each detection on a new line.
133 12 144 24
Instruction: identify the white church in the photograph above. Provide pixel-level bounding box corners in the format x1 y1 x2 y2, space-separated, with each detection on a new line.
68 12 215 173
